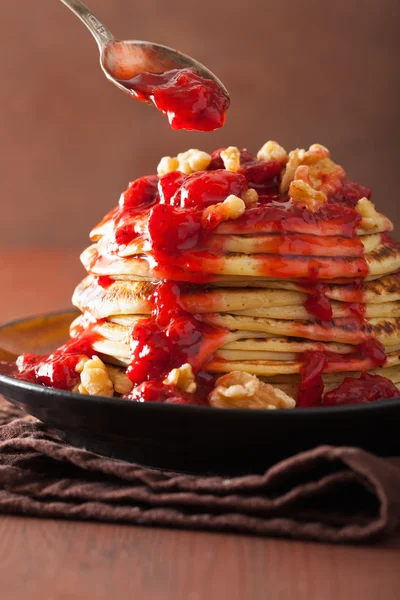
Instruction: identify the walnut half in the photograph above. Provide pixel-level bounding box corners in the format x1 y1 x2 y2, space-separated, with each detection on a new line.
257 140 288 165
209 371 296 409
202 194 246 229
76 355 114 397
220 146 241 172
157 149 211 176
163 363 197 393
106 365 133 395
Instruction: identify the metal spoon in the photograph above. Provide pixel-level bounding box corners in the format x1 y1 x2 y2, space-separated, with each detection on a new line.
60 0 229 99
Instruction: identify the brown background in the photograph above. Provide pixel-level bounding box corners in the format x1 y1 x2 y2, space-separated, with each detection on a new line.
1 0 399 249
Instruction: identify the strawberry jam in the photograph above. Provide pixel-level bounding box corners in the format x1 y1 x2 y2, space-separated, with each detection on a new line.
297 351 327 408
173 170 248 209
323 372 399 406
330 180 372 208
15 328 101 390
303 283 333 322
297 339 387 407
96 276 114 288
126 281 227 384
119 67 230 131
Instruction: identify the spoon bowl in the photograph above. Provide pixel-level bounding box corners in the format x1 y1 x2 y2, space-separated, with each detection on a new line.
101 40 229 99
60 0 229 99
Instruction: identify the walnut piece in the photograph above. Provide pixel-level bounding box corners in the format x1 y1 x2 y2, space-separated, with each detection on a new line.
221 146 241 172
202 194 246 228
280 148 306 193
157 156 179 176
306 143 330 159
177 149 212 174
356 197 379 219
209 371 296 409
75 356 89 373
106 365 133 395
280 143 345 195
77 355 114 397
257 140 288 164
355 197 385 231
289 174 327 213
242 188 259 206
157 149 211 176
163 363 197 393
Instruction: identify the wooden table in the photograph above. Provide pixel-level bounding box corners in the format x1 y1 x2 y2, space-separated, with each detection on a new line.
1 248 400 600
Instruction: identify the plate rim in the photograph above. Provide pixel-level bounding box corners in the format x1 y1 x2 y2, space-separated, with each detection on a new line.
1 309 400 417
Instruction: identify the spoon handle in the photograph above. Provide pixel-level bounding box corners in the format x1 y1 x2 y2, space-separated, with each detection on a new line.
60 0 114 50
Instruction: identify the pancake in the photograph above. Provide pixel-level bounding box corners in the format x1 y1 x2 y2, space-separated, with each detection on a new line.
202 314 400 346
229 301 400 320
74 273 400 319
71 313 400 376
213 203 393 237
261 365 400 399
116 231 381 258
206 349 400 377
80 241 400 281
90 199 392 242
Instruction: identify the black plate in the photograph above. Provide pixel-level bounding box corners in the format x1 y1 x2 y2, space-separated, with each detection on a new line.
0 310 399 474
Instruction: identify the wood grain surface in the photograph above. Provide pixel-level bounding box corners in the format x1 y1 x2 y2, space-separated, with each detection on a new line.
0 516 399 600
1 248 400 599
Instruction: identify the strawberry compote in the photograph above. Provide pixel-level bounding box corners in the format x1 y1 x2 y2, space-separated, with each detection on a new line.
15 327 101 390
119 67 230 131
323 372 399 406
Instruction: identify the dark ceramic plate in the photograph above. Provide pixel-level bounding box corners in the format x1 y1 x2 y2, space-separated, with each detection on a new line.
0 310 400 474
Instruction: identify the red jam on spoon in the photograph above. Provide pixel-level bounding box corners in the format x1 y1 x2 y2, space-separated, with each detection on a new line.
118 67 230 131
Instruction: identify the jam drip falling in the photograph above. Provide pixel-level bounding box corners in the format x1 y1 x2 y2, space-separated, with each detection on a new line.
126 281 227 404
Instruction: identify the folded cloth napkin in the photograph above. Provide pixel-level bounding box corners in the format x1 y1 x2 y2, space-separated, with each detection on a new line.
0 398 400 543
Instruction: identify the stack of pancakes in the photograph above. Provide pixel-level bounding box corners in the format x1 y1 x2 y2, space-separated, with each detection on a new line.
72 143 400 402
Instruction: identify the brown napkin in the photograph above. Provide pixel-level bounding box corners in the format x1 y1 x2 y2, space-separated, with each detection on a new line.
0 398 400 543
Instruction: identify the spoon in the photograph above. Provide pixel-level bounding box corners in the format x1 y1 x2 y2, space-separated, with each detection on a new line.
60 0 229 129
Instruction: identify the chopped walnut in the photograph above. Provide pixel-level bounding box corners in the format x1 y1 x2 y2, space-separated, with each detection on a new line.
106 365 133 395
294 165 312 185
280 143 345 195
220 146 241 172
280 148 306 193
242 188 259 206
209 371 296 409
157 149 211 176
289 175 327 213
177 149 211 174
202 194 246 228
355 197 383 231
257 140 288 164
356 197 379 219
157 156 179 176
306 143 330 159
75 356 90 373
77 355 114 397
163 363 197 393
